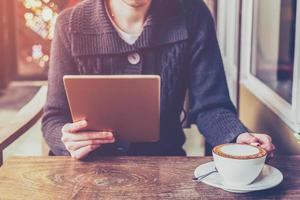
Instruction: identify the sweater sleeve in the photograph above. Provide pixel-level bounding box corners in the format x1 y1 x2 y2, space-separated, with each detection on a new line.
187 1 248 147
42 10 78 156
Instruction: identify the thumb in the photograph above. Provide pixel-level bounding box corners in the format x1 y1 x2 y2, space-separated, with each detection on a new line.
237 133 259 144
248 135 259 144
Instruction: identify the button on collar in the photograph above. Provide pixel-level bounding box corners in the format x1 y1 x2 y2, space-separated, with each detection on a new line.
128 52 141 65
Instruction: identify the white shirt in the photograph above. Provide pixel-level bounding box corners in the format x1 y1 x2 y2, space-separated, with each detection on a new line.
105 2 142 45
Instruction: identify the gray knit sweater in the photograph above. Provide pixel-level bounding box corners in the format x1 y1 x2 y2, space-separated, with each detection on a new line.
42 0 248 156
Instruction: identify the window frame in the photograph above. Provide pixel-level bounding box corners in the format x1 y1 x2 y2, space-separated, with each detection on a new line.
240 0 300 132
0 0 18 89
4 0 74 81
217 0 241 107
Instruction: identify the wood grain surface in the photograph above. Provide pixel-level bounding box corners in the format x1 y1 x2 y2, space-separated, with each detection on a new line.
0 156 299 200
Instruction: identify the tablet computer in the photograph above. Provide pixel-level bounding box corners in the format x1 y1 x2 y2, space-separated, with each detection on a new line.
63 75 160 142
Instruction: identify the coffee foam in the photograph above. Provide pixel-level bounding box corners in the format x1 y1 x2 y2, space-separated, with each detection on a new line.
213 144 267 159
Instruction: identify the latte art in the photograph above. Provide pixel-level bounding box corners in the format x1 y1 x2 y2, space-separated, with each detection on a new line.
212 143 267 186
213 144 267 159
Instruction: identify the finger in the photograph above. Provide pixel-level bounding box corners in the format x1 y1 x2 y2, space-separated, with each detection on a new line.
250 142 260 147
66 138 115 151
64 131 114 142
237 133 259 144
71 144 101 160
260 143 274 153
248 136 259 144
253 133 272 144
252 134 275 154
62 120 88 133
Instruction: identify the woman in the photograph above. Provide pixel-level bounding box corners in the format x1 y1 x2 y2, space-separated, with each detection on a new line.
42 0 275 159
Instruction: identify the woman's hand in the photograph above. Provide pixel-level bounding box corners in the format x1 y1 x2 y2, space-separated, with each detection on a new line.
61 120 115 159
236 132 275 155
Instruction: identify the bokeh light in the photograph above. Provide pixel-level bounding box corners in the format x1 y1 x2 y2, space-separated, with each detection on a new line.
20 0 59 68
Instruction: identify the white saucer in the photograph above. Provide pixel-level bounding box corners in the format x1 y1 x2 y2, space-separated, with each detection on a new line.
194 161 283 193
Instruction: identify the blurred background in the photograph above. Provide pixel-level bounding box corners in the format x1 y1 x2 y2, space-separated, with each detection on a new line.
0 0 299 162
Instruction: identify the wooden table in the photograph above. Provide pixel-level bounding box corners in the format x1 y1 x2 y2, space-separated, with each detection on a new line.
0 156 299 200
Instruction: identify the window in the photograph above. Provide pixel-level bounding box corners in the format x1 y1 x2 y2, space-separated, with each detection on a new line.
217 0 241 107
0 0 17 88
240 0 300 132
251 0 296 103
15 0 81 79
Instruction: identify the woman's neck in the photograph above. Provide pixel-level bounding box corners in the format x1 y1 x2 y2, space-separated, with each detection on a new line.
106 0 152 35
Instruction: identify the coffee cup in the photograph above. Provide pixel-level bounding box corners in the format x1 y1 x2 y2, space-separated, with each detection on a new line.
212 143 267 187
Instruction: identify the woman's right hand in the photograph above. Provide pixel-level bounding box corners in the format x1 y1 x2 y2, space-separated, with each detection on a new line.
61 120 115 159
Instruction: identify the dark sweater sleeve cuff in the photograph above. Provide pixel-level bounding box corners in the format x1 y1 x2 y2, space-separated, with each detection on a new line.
42 122 70 156
196 109 249 147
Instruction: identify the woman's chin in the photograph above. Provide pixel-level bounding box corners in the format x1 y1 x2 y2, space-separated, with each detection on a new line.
120 0 152 8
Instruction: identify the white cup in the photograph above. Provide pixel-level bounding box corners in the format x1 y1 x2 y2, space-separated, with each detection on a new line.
212 143 267 187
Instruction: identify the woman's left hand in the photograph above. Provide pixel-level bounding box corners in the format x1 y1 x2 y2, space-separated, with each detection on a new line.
236 132 275 155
